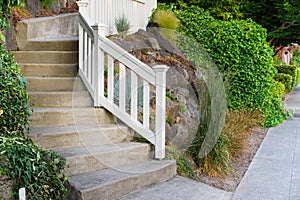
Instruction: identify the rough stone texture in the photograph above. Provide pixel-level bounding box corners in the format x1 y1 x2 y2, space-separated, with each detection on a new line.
110 28 201 150
25 0 41 15
0 175 13 199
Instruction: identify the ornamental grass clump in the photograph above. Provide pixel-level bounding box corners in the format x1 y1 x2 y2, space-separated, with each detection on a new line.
153 9 179 30
115 15 130 38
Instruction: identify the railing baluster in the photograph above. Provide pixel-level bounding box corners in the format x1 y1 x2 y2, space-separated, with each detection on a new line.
130 71 138 120
84 31 88 76
79 25 83 74
119 63 126 112
107 55 114 103
153 65 169 159
143 80 150 128
87 37 91 84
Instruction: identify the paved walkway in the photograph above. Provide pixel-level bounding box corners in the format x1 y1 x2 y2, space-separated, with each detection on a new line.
232 84 300 200
122 85 300 200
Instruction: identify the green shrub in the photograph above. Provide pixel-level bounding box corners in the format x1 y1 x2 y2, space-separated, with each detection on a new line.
0 135 67 199
153 9 179 30
275 64 297 88
273 80 286 99
296 68 300 85
0 43 30 135
173 6 285 127
274 73 294 92
166 145 195 179
291 50 300 67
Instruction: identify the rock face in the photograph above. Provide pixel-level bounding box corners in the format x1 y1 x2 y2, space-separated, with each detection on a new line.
110 28 201 151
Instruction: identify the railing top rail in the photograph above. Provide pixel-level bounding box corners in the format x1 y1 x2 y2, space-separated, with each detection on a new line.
79 13 94 41
97 34 156 85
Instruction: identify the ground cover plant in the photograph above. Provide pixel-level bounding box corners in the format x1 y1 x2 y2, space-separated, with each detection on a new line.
0 1 68 199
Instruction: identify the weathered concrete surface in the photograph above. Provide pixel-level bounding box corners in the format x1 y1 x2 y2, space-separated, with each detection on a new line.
15 13 78 50
121 176 233 200
232 84 300 200
286 84 300 117
65 160 176 200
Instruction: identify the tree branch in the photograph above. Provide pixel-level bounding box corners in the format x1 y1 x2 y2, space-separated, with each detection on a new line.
269 20 298 35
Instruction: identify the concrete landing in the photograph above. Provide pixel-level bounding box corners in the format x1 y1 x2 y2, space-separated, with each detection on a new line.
121 176 233 200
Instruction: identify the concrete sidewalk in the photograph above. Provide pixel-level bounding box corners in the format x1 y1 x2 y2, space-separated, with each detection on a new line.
121 85 300 200
232 84 300 200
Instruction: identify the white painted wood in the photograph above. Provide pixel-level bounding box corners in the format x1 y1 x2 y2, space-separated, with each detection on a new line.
130 71 138 120
143 80 150 129
77 0 156 35
78 10 170 159
98 95 155 144
153 65 169 159
98 35 155 84
119 63 126 112
107 55 114 103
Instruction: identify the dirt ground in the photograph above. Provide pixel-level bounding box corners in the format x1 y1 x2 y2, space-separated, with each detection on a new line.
196 127 268 192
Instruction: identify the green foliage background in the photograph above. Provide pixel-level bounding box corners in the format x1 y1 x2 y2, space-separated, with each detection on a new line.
0 1 67 199
169 5 286 127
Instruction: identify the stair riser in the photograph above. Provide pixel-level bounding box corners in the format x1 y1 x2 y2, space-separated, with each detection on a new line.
26 78 85 92
19 64 78 77
64 146 151 176
29 92 93 107
13 51 78 64
23 40 78 51
29 127 130 149
30 109 115 127
82 162 176 200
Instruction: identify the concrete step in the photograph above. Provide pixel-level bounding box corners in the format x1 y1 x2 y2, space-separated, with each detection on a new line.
23 38 78 51
12 51 78 64
28 91 93 107
55 142 152 176
28 125 132 149
65 160 176 200
26 77 85 92
19 63 78 77
29 107 115 127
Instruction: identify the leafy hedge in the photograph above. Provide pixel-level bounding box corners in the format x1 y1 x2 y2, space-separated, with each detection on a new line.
0 44 30 134
0 135 67 199
274 73 294 92
170 5 286 127
274 64 297 92
1 2 68 198
297 68 300 85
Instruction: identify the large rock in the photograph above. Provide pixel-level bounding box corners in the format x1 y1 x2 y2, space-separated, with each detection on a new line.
110 28 201 151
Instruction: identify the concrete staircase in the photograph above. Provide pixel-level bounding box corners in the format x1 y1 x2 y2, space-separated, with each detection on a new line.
12 14 176 200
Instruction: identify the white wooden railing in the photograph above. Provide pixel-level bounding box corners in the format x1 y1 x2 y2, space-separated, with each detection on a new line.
77 0 157 35
77 1 168 159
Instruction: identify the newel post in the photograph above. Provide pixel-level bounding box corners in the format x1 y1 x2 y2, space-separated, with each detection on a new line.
153 65 169 159
91 24 108 107
77 0 89 17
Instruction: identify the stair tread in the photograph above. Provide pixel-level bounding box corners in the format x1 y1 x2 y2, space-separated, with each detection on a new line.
69 160 175 191
29 125 124 135
12 50 78 53
19 63 78 66
28 91 89 94
54 142 149 158
29 36 79 42
31 107 99 111
26 77 78 79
